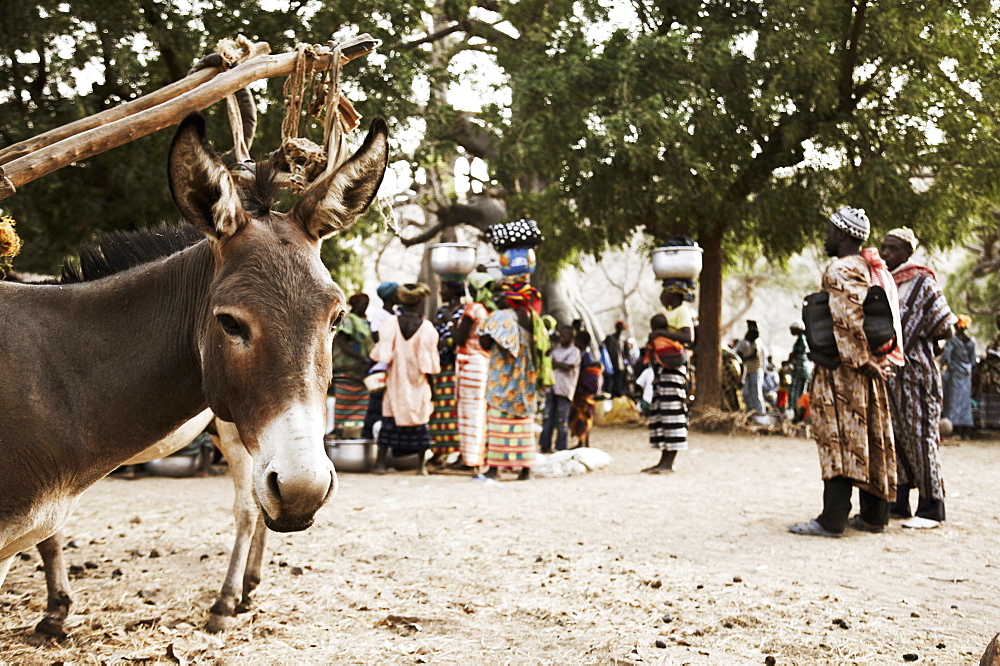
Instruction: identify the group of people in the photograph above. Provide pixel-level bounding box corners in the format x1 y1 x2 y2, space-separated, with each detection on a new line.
790 208 958 537
328 273 607 481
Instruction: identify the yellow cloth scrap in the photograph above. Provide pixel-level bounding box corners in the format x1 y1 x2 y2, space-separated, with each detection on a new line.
0 215 23 259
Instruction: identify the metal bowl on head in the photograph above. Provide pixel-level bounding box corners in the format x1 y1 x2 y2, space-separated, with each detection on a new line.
429 243 477 277
652 245 703 280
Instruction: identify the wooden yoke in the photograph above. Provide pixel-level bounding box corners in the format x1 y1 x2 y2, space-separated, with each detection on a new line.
0 34 377 201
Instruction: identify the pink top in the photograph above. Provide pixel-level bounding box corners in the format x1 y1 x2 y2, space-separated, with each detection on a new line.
370 316 441 426
457 302 490 357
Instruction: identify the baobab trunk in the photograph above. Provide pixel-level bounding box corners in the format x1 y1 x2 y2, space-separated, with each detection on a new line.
694 227 724 411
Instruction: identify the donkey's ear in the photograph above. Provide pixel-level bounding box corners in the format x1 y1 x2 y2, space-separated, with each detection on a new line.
168 114 245 240
292 118 389 240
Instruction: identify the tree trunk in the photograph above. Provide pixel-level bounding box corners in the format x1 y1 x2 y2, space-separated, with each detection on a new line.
694 226 725 411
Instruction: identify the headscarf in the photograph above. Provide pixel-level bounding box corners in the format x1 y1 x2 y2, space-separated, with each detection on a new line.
500 277 543 315
541 314 558 332
957 314 972 330
376 281 399 301
468 271 497 312
830 206 870 241
662 278 696 302
397 282 431 306
886 227 918 252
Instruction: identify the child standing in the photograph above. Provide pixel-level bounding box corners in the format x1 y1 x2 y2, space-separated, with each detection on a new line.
539 325 582 453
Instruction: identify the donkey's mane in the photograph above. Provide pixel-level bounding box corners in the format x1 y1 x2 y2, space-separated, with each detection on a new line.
60 223 204 284
239 157 282 216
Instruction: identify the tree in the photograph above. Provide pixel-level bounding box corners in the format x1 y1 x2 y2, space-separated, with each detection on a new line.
492 0 1000 407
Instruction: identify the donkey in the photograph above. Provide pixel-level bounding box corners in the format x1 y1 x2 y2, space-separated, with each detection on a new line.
31 416 267 638
0 113 388 585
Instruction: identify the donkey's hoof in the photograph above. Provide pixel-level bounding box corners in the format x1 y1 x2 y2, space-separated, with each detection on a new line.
205 612 236 634
31 617 68 643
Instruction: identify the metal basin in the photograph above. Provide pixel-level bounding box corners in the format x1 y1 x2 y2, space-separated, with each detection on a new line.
429 243 477 277
652 246 703 280
324 437 377 473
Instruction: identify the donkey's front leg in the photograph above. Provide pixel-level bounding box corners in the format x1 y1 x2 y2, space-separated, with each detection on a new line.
238 513 268 613
0 555 12 589
206 419 257 633
32 531 72 641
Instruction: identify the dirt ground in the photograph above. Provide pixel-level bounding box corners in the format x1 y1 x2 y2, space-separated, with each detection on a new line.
2 426 998 665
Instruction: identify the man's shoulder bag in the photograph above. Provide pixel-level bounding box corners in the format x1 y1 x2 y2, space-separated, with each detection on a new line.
802 285 895 370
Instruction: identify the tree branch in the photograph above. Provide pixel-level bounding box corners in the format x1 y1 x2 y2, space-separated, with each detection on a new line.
400 23 464 50
839 1 867 109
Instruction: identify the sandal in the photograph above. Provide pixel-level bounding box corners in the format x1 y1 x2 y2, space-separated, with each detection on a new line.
848 514 885 533
788 519 843 538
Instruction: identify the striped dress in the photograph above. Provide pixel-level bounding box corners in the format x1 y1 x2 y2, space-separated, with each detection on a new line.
456 302 491 466
429 303 464 454
648 364 689 451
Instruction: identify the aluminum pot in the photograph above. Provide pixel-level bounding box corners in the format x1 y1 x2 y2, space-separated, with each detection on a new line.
652 245 703 280
324 437 377 473
429 243 477 277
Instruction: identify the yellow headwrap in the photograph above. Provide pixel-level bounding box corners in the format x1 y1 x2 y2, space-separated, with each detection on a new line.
397 282 431 306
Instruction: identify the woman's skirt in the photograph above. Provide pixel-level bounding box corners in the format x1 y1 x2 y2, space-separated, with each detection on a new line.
648 365 688 451
485 409 536 468
979 390 1000 428
429 365 461 454
377 416 431 457
569 390 596 442
331 373 369 428
457 352 489 466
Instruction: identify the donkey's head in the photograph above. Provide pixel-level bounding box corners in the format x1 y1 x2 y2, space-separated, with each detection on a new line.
168 114 388 532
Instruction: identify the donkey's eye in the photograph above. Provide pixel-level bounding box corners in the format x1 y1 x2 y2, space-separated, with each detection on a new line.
331 311 345 332
217 313 245 338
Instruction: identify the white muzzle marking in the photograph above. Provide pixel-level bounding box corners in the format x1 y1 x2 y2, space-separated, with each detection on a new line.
252 403 337 529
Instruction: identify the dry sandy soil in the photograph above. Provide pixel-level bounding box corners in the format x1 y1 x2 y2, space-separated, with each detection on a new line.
1 426 998 665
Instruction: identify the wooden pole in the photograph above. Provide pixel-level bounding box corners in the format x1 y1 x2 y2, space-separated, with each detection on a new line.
0 36 376 201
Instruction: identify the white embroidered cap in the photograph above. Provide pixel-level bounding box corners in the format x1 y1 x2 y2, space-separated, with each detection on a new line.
830 206 870 241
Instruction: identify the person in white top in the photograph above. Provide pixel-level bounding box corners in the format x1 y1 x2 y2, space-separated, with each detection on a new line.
539 325 582 452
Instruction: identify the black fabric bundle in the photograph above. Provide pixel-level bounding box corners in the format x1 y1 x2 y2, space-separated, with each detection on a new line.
486 218 544 251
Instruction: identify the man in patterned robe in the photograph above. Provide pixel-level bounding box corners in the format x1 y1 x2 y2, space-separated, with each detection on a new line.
790 207 902 538
879 227 956 529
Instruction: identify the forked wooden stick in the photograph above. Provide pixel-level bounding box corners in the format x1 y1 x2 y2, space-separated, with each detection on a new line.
0 35 376 201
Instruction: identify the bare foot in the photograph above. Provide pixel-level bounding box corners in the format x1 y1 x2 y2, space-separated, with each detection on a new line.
641 465 674 474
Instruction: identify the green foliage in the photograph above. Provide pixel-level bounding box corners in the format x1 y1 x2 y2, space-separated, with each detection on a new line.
494 0 1000 265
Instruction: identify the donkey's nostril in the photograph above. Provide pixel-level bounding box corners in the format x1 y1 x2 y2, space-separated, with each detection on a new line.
266 470 282 502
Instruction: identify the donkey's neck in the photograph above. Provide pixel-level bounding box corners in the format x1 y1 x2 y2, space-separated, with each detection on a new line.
55 242 215 485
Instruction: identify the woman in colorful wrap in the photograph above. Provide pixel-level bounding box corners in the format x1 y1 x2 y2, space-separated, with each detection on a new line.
370 283 440 475
477 278 551 481
569 329 603 447
427 280 465 465
643 278 696 474
330 293 374 434
452 272 496 470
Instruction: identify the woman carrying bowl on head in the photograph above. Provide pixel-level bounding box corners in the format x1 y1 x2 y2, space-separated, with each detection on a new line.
642 278 696 474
